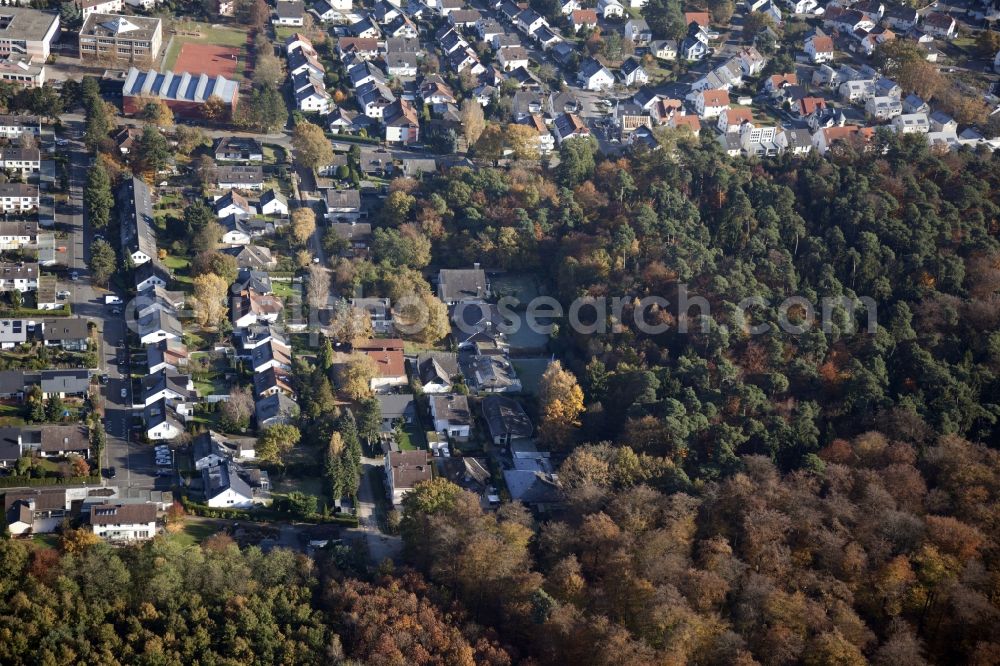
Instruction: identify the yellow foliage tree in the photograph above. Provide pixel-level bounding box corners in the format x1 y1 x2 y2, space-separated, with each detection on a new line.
538 360 585 449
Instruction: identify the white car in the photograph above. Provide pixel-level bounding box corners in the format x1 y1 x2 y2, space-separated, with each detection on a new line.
120 388 127 398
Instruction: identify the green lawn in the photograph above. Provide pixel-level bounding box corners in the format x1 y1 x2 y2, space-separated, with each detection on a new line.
32 534 60 549
0 402 25 426
171 520 222 547
274 26 300 42
395 425 426 451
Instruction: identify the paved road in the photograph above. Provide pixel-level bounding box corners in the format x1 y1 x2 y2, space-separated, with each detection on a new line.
53 118 164 490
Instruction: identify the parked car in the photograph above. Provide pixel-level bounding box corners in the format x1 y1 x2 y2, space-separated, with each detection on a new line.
120 388 127 398
105 467 116 478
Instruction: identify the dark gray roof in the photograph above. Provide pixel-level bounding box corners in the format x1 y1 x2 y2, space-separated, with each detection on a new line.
118 176 156 260
203 461 253 501
438 268 487 302
482 395 532 439
255 393 299 425
0 426 20 462
417 352 458 385
0 370 25 394
40 370 91 394
37 290 78 330
376 393 415 420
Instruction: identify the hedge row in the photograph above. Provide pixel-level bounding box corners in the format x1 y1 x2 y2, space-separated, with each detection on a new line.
180 497 360 527
0 474 101 489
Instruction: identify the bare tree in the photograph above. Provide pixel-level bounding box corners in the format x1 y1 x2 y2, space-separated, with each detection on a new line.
307 263 331 309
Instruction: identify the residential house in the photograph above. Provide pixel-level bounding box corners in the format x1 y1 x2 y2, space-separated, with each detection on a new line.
797 96 827 120
138 308 182 345
140 369 191 407
805 33 834 63
902 93 929 114
0 262 37 292
884 4 917 30
497 46 530 71
260 187 288 216
620 57 649 87
295 78 333 114
840 78 875 103
41 318 89 351
145 398 183 440
134 261 170 292
233 290 283 328
578 57 614 90
737 46 766 75
225 244 276 270
482 395 532 445
553 112 591 144
0 183 37 213
288 45 326 78
515 8 547 34
520 113 555 154
336 37 381 61
214 137 264 162
597 0 625 18
273 0 305 25
0 319 26 349
39 370 92 399
89 502 157 541
650 39 677 60
4 488 70 536
463 353 521 392
866 95 902 119
216 165 264 191
0 220 36 249
892 112 929 133
357 80 396 118
254 367 295 398
695 89 730 118
929 110 957 134
624 18 651 44
431 394 471 440
384 450 431 505
214 190 255 219
375 393 415 429
255 392 300 428
351 297 393 333
146 338 189 374
571 8 597 32
922 11 955 38
415 352 458 393
811 124 868 153
386 51 418 77
203 461 255 508
681 22 711 60
249 339 292 374
353 339 407 390
323 188 362 221
33 424 90 458
311 0 349 22
0 114 40 139
220 215 252 246
118 176 156 265
384 99 420 145
718 107 754 133
438 267 489 304
76 0 125 19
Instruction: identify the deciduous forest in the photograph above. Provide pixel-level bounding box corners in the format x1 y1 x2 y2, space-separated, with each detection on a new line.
3 133 1000 664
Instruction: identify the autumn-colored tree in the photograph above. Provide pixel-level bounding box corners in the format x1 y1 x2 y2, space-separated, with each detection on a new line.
257 424 302 462
460 99 485 146
164 501 186 533
307 263 330 309
191 273 229 329
341 353 377 400
141 97 174 126
505 123 540 161
538 360 585 449
291 207 317 246
292 120 334 170
202 95 227 121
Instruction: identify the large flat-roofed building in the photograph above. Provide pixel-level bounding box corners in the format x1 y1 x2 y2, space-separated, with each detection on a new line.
122 67 239 119
79 14 162 65
0 8 60 61
0 58 44 87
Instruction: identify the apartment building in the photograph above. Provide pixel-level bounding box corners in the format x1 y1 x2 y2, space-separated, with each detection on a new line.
0 183 38 213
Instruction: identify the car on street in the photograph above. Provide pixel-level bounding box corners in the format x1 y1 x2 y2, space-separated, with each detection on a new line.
120 388 127 398
70 271 79 281
105 467 116 478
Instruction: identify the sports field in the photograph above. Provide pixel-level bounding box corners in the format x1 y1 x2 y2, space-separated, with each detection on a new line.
162 22 249 79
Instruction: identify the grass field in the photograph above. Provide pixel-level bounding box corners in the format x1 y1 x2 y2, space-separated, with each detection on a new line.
511 358 550 395
171 519 223 547
163 22 249 78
